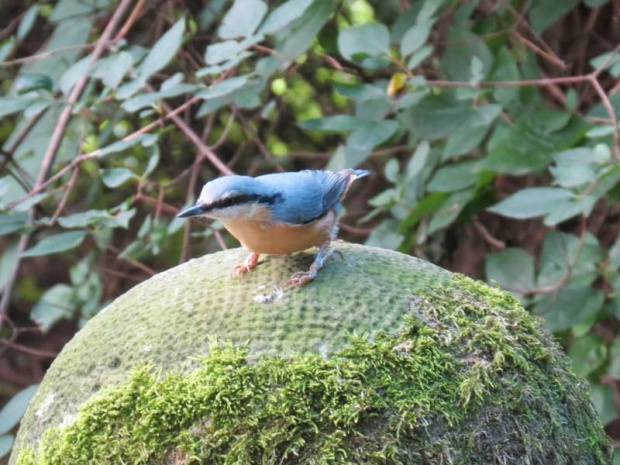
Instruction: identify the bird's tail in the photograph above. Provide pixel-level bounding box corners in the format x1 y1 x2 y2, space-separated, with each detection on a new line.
353 169 371 179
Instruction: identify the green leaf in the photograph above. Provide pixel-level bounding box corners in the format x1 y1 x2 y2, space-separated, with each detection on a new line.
59 56 91 95
365 219 403 250
418 0 444 21
488 187 573 219
590 383 618 425
590 51 620 73
31 284 76 331
17 5 39 40
550 147 602 187
607 335 620 379
0 38 15 64
485 248 536 292
400 94 472 140
400 19 433 57
539 284 605 332
93 51 133 89
0 435 13 459
427 160 481 192
0 212 28 234
406 45 433 69
15 74 54 94
97 135 148 158
530 0 580 33
0 242 18 292
0 97 31 117
443 124 488 160
196 76 249 100
195 52 253 77
538 231 603 288
57 209 136 229
484 117 557 174
0 385 38 435
334 82 385 102
543 195 596 226
442 27 492 81
272 0 334 60
219 0 267 39
298 115 360 132
139 17 185 81
406 141 430 181
338 23 390 62
258 0 313 34
101 167 138 188
22 231 86 257
427 188 473 234
384 159 400 183
568 334 606 377
143 146 160 177
610 236 620 270
205 40 243 65
491 46 520 105
196 97 229 117
122 84 197 112
12 192 52 212
347 120 399 151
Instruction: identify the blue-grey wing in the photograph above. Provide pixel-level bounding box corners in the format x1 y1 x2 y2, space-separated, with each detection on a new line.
257 170 367 225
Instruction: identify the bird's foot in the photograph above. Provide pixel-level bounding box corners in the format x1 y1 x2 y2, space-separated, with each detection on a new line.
231 252 260 281
285 248 343 287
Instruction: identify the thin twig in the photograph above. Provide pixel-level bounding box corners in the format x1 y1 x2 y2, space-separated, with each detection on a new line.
107 244 157 276
0 339 57 358
113 0 146 42
34 0 133 190
509 30 566 70
473 219 506 249
155 94 234 175
233 108 285 172
50 166 79 224
0 43 96 67
588 75 620 160
181 156 203 262
213 229 228 250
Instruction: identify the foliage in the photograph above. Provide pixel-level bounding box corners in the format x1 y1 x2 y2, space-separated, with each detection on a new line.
15 275 611 464
0 0 619 459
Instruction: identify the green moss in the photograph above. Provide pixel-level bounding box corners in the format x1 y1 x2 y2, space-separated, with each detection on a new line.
17 275 611 465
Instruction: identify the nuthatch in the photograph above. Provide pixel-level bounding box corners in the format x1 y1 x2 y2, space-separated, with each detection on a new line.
177 169 370 286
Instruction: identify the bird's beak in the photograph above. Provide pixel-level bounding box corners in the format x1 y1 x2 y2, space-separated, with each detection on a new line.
177 204 205 218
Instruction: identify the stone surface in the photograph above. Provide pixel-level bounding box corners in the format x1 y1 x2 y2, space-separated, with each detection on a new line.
12 243 611 464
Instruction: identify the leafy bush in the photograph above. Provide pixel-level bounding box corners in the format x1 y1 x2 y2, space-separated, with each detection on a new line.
0 0 619 460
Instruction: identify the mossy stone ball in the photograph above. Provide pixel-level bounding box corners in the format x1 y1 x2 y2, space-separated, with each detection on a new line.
12 244 611 464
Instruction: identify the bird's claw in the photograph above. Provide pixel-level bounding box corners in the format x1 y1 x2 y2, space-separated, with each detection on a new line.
285 248 343 287
231 252 260 282
285 266 319 287
231 264 251 281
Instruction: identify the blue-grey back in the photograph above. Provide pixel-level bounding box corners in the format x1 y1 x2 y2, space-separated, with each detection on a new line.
257 170 358 224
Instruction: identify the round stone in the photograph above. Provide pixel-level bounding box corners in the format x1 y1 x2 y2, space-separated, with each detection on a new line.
12 244 611 464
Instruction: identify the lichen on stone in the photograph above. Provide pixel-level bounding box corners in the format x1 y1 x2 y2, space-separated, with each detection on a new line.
16 274 611 465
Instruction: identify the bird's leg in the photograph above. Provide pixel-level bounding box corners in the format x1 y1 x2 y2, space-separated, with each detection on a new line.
232 252 260 280
285 243 343 287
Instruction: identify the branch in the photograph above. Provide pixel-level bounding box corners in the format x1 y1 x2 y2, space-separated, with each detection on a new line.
6 97 200 211
154 92 234 175
0 0 134 329
34 0 134 189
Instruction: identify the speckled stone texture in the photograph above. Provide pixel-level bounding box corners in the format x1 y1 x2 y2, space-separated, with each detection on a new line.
13 243 450 456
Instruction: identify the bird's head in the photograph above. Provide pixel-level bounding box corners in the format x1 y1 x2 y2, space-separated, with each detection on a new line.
177 175 280 220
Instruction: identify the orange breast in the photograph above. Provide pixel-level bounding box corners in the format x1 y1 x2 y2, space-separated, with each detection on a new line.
221 210 336 255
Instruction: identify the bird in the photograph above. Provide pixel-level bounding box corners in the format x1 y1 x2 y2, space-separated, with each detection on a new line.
177 169 371 286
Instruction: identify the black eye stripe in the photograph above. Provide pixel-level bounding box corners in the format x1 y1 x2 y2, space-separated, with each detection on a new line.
202 193 282 211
